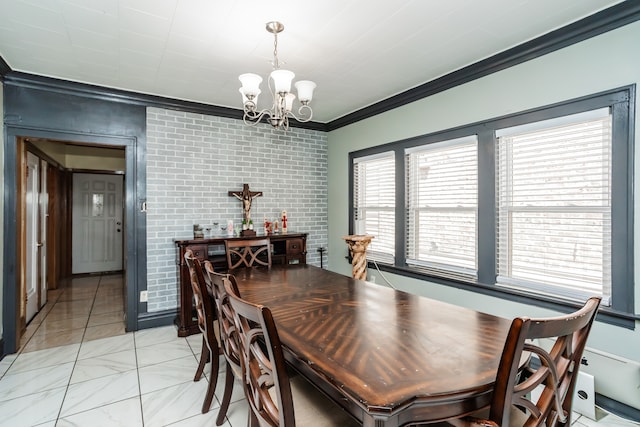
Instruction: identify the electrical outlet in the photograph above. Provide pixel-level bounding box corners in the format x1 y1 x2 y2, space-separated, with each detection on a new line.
140 290 148 302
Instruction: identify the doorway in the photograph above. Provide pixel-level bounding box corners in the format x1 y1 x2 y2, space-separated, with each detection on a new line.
19 139 127 349
3 132 137 354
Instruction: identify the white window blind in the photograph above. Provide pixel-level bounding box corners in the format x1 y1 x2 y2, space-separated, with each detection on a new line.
406 136 478 279
496 108 612 304
353 152 395 264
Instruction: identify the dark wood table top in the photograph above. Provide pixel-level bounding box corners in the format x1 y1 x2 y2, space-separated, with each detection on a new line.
231 264 512 427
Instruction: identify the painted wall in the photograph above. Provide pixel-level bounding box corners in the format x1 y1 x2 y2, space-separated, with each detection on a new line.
327 21 640 409
30 141 126 171
0 81 4 341
145 108 328 312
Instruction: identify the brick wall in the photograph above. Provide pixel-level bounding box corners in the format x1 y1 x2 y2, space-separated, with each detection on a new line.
145 107 328 312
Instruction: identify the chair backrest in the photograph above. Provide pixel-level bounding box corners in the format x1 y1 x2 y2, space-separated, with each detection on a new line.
202 262 242 372
225 238 272 271
224 279 295 427
184 250 217 343
488 296 601 427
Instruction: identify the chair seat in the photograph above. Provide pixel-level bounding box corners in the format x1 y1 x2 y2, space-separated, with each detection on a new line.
268 375 359 427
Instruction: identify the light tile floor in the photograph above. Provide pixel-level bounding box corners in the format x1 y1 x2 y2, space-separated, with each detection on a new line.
0 274 637 426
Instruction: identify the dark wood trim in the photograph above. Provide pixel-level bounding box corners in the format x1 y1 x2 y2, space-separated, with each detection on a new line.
69 168 124 175
0 338 4 361
326 1 640 130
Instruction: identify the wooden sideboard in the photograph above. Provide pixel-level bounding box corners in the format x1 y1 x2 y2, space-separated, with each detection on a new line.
174 232 308 336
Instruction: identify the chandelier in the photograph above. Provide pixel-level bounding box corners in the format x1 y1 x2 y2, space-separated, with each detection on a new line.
239 21 316 130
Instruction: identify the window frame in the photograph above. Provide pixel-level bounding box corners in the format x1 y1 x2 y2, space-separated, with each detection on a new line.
348 85 636 328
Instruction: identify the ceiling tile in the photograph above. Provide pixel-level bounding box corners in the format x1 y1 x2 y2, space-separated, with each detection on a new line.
0 0 627 123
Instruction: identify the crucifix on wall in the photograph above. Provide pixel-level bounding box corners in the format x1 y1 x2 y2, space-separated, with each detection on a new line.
228 183 263 224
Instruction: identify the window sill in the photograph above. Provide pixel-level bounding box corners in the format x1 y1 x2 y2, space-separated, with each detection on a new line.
367 261 638 329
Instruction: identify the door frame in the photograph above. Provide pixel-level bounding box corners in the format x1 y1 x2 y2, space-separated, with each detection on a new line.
2 127 143 354
23 150 40 324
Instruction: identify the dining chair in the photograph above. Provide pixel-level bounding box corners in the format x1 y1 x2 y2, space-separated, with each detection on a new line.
224 280 360 427
202 262 243 426
446 296 601 427
224 238 272 271
183 249 219 414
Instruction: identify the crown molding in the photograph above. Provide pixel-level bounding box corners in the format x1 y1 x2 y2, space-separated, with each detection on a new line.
0 55 10 80
2 71 328 132
326 0 640 131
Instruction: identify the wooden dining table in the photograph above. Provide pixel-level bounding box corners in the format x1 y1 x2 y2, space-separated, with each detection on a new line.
231 264 513 427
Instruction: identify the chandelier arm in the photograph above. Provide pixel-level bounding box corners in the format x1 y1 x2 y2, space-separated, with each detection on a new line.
243 107 274 126
287 104 313 123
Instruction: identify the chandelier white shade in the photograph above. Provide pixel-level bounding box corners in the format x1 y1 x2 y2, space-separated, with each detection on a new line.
239 21 316 130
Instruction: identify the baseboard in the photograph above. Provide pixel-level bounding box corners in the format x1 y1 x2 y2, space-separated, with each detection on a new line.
596 393 640 422
137 309 178 331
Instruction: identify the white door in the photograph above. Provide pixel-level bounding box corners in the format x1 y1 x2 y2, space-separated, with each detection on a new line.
25 152 39 322
72 173 124 274
39 159 48 307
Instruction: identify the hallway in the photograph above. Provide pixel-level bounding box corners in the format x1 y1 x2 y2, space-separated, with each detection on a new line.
19 274 126 354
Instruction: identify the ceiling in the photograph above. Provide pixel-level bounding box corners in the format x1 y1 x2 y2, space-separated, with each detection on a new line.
0 0 627 124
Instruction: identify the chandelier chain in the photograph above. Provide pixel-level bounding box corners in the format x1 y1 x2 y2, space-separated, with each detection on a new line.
273 31 279 69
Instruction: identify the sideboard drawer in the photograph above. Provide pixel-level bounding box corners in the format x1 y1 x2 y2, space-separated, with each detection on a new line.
188 244 208 260
286 238 305 255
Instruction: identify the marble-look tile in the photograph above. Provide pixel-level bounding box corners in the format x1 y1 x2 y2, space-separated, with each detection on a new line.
221 399 250 427
22 327 85 353
32 421 56 427
83 322 126 341
57 292 96 303
214 373 246 407
164 409 226 427
0 354 17 378
185 333 204 356
0 386 66 427
88 310 124 327
138 355 199 394
45 305 92 321
576 412 640 427
141 379 214 427
56 396 143 427
78 333 134 360
99 275 124 286
69 276 101 286
58 284 97 298
60 369 139 418
37 316 89 333
29 301 56 325
49 299 95 310
95 291 123 301
0 361 74 402
18 320 41 348
8 343 80 374
134 325 181 348
70 349 137 384
136 340 194 367
91 301 124 315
